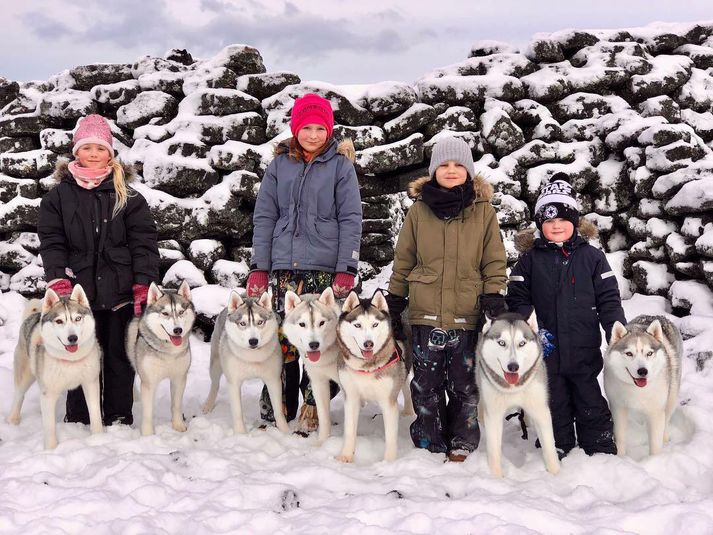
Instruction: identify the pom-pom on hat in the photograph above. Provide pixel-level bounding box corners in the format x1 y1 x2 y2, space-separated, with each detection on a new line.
534 172 580 231
72 114 114 158
290 93 334 138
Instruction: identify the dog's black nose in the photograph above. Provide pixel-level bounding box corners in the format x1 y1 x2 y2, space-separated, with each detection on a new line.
637 367 648 377
249 338 259 348
173 327 183 335
309 341 320 350
507 362 519 373
67 334 78 344
363 340 374 349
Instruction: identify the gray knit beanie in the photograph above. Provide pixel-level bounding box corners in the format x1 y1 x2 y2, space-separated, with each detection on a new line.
428 137 475 180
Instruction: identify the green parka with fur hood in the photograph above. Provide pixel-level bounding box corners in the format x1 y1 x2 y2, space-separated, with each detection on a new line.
388 174 507 331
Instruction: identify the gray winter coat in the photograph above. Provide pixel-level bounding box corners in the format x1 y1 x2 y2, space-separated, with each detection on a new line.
251 138 362 274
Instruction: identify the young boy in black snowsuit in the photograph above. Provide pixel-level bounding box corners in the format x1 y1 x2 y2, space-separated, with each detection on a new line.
506 173 626 457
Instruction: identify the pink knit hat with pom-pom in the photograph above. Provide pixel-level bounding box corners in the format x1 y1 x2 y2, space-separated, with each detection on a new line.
73 114 114 158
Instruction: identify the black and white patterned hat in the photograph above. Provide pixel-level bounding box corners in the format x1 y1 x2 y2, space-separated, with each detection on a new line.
534 173 579 231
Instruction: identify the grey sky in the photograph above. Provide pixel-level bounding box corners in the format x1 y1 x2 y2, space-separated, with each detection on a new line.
1 0 712 85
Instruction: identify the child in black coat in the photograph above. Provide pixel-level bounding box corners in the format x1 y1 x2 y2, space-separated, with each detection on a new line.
506 173 627 457
38 114 159 426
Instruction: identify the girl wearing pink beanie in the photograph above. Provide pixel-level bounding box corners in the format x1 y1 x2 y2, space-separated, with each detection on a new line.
247 93 362 432
37 114 159 427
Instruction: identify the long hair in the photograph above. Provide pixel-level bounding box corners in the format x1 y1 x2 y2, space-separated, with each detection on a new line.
109 159 134 219
288 136 331 162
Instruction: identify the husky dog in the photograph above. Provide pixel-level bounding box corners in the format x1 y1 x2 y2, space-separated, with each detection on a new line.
335 291 412 463
7 285 103 449
476 311 560 478
604 315 682 457
281 287 342 442
126 281 195 436
202 291 289 434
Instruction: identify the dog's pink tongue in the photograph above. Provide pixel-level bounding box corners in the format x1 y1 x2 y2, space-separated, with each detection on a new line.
634 377 647 388
504 372 519 385
170 335 183 347
65 344 78 353
307 351 321 362
361 349 374 360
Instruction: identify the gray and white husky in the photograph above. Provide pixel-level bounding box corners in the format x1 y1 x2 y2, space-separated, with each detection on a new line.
7 285 103 449
476 311 560 478
282 287 342 442
604 315 683 457
335 291 413 463
202 291 289 434
126 281 195 436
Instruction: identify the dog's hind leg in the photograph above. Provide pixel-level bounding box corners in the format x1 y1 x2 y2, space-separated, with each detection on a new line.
202 357 222 414
227 380 247 434
400 376 415 417
140 380 158 436
82 378 103 435
527 402 560 475
265 374 290 434
170 374 188 432
6 358 34 425
40 390 60 449
646 409 665 456
611 405 628 457
337 390 360 463
312 377 332 443
381 398 399 462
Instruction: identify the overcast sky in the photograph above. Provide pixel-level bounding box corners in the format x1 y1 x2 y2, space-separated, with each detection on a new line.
1 0 712 85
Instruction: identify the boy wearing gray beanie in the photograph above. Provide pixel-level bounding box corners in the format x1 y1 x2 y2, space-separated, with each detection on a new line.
387 136 508 461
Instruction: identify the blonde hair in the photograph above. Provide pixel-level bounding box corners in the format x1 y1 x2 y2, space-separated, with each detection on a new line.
109 159 134 219
288 136 330 162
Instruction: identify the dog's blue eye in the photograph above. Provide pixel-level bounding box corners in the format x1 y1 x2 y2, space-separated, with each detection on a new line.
498 340 506 347
646 351 653 357
257 320 264 326
518 341 525 347
354 323 361 328
75 316 82 322
239 321 247 327
625 351 633 357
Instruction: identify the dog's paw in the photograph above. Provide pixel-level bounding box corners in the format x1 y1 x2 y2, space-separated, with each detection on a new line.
489 466 504 479
5 413 21 425
44 438 58 450
336 454 353 463
172 420 187 433
400 407 415 417
546 462 560 475
201 402 215 415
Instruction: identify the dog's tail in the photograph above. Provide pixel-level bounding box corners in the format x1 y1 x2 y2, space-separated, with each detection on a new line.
22 299 42 321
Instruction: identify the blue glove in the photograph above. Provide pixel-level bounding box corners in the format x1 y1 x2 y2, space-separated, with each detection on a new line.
538 328 555 358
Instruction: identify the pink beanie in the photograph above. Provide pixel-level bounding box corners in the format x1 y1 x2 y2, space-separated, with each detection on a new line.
290 93 334 138
73 114 115 158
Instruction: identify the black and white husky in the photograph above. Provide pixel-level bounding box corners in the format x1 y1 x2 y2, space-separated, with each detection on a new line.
125 281 195 436
604 315 683 456
202 291 289 434
336 291 413 463
7 285 103 449
476 311 560 477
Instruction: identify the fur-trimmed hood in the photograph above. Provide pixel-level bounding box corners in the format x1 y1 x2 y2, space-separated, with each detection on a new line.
273 137 356 162
54 159 136 183
407 173 494 202
514 218 599 253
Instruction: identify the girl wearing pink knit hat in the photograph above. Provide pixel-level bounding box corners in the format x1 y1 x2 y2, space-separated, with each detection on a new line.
37 114 159 427
247 93 362 432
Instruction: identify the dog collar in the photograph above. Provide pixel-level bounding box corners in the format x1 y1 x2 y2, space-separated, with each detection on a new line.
353 346 402 375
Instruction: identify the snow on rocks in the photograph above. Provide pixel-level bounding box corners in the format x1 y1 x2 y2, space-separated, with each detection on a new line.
355 133 424 174
237 71 301 101
361 81 418 117
68 63 133 91
117 91 179 129
210 258 250 289
91 80 141 110
38 90 97 121
0 149 57 178
178 89 260 116
162 259 207 288
188 239 225 271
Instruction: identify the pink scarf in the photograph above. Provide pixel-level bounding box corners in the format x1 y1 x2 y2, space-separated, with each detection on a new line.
68 161 112 189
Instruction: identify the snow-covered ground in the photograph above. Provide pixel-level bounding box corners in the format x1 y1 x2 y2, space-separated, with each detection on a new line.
1 282 713 534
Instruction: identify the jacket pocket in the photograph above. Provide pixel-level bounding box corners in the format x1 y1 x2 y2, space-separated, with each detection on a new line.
406 268 440 318
272 216 290 238
314 217 339 240
455 272 482 319
105 247 132 265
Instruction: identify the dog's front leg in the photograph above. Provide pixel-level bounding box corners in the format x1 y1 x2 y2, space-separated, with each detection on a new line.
482 406 504 478
611 405 628 457
228 380 247 434
265 374 290 434
400 377 415 417
40 390 59 449
140 380 157 436
381 398 399 462
646 409 666 456
82 378 103 435
170 375 188 432
528 405 560 475
312 376 332 443
337 390 360 463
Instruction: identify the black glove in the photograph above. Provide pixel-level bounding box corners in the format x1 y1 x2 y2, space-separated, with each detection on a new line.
479 293 507 321
385 293 408 341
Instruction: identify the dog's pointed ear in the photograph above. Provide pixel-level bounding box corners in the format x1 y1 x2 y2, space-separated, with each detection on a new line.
147 282 163 306
42 288 61 315
257 291 272 310
481 314 493 335
342 290 360 313
371 291 388 314
228 290 243 313
70 284 90 308
646 319 664 344
284 291 302 313
177 280 192 300
610 321 628 344
526 308 538 334
318 286 335 307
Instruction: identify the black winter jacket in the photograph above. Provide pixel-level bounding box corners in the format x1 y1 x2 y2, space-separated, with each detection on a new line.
38 162 159 311
506 221 626 375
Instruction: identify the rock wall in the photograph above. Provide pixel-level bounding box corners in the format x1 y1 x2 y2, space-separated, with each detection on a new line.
1 22 713 314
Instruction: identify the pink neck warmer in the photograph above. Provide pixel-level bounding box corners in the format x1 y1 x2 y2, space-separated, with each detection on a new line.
68 161 111 189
